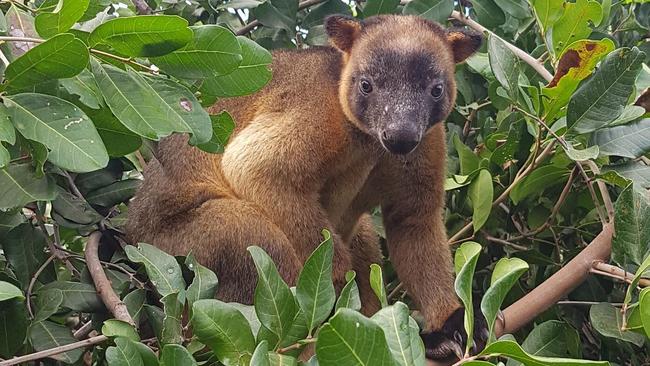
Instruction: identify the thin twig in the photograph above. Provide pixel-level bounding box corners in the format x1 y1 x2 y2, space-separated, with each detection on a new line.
25 255 55 318
85 232 136 326
557 301 623 306
276 338 317 354
0 335 108 366
90 49 157 73
510 166 577 241
62 171 85 200
591 261 650 287
387 282 404 300
484 234 528 251
73 321 94 340
448 140 556 244
449 11 553 82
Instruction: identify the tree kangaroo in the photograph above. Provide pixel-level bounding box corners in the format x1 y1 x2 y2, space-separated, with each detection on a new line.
127 14 485 359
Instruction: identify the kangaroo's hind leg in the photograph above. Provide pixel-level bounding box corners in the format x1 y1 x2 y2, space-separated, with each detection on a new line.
152 197 302 304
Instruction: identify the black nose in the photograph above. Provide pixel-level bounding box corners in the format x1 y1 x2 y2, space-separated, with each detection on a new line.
381 130 419 155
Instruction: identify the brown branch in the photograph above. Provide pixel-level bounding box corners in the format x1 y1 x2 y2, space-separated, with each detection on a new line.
235 0 329 36
495 224 614 335
85 232 135 326
591 261 650 287
26 255 55 318
0 335 108 366
130 0 152 14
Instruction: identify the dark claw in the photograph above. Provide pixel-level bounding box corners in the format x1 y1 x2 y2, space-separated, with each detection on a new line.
420 306 489 361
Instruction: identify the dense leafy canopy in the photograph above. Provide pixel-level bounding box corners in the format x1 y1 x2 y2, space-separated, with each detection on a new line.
0 0 648 365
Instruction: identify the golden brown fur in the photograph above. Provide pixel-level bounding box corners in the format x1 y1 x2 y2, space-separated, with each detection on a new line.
127 15 481 331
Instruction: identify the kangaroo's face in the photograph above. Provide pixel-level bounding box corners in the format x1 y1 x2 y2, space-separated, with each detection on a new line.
326 15 482 155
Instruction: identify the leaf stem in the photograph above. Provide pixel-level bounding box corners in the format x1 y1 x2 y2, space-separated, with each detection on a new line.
276 337 317 354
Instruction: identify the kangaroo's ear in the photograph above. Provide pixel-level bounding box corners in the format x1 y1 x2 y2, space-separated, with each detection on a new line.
446 28 483 63
325 15 362 53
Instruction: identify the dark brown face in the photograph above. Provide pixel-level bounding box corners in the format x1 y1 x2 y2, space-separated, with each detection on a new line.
325 15 482 155
346 48 455 155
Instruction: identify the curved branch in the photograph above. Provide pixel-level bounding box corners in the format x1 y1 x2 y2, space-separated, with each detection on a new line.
496 224 614 335
85 232 135 326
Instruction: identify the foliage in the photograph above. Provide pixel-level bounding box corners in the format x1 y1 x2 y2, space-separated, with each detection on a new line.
0 0 648 365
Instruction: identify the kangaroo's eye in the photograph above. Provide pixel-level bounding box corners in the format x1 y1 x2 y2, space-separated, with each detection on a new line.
359 79 373 94
431 83 444 100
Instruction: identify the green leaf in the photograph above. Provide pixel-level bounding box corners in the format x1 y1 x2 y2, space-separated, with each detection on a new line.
35 0 89 38
3 223 51 288
472 0 505 27
296 230 336 335
133 342 158 366
89 15 192 57
269 354 298 365
60 68 104 110
480 339 608 365
493 0 530 18
196 112 236 154
593 118 650 158
186 254 219 310
639 288 650 338
370 263 388 308
4 33 89 90
248 246 297 342
612 183 650 266
201 36 272 98
336 270 361 312
152 25 242 79
371 302 424 366
468 169 493 233
453 134 480 175
481 258 528 342
33 288 63 322
102 319 140 341
488 34 520 100
0 299 28 358
191 299 256 366
29 321 84 363
123 289 146 324
454 241 482 353
623 254 650 316
39 281 103 312
364 0 400 15
85 179 140 207
511 320 581 362
250 340 270 366
551 0 602 56
605 163 650 189
252 0 298 33
160 344 198 366
161 292 184 345
0 281 23 302
532 0 563 31
542 39 614 121
0 209 24 234
124 243 185 297
5 5 38 58
105 337 144 366
402 0 453 23
608 105 646 127
510 165 570 204
590 303 645 347
93 63 212 144
51 187 103 225
564 145 600 162
567 47 645 134
316 308 395 366
86 107 142 157
5 93 108 173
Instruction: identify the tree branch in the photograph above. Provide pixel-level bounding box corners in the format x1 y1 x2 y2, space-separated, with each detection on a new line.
85 232 136 326
495 224 614 335
0 335 108 366
449 11 553 82
591 261 650 287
